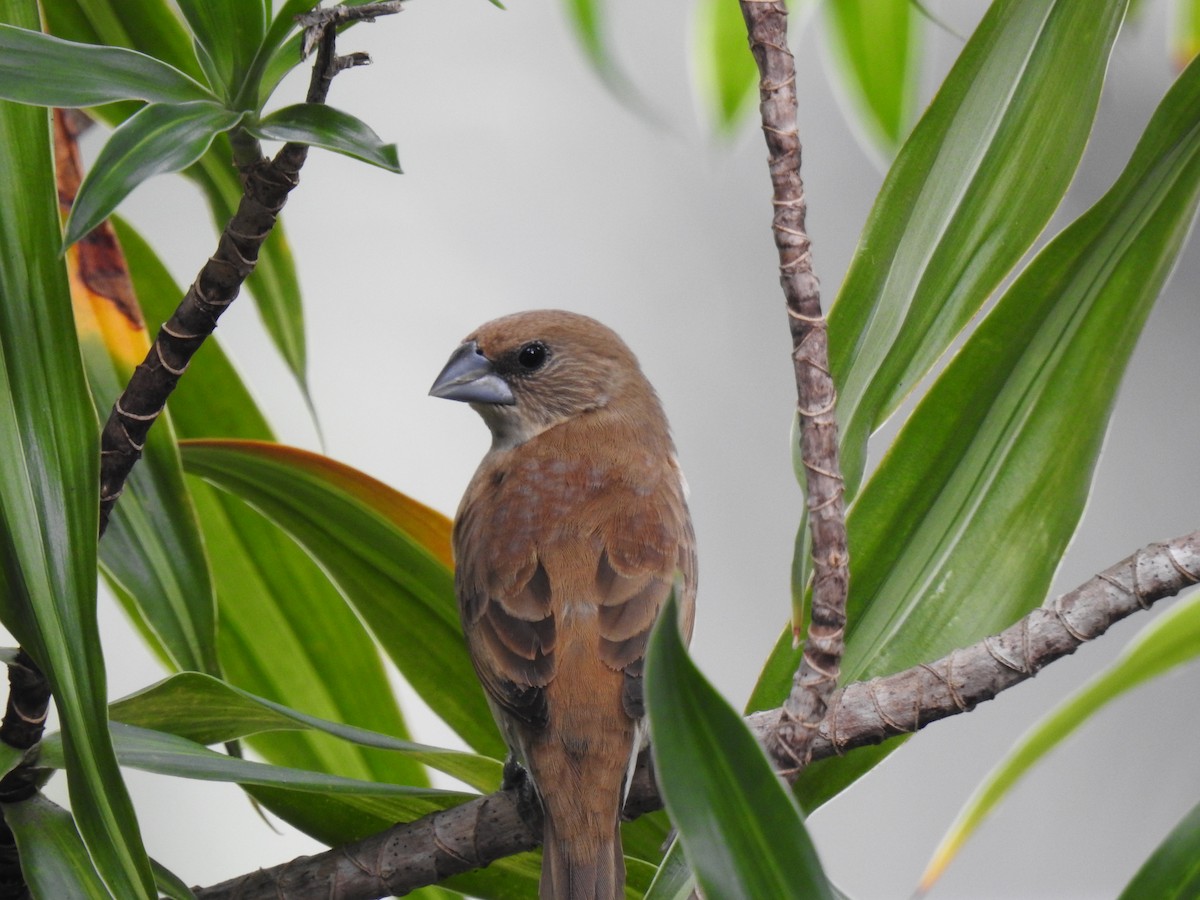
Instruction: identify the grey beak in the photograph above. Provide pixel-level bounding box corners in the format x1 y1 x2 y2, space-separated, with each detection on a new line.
429 340 516 405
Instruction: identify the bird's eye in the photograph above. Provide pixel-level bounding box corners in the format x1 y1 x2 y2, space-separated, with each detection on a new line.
517 341 548 371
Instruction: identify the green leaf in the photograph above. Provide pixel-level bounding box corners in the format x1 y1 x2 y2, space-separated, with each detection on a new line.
180 439 505 759
65 101 244 247
822 0 918 153
111 672 503 791
1172 0 1200 70
41 0 207 84
560 0 646 105
691 0 760 133
190 480 432 788
41 723 468 802
0 1 154 891
642 838 696 900
258 0 324 106
0 23 214 106
921 590 1200 890
827 0 1128 500
99 444 220 677
778 44 1200 810
251 103 402 171
1118 798 1200 900
3 793 112 900
0 742 24 779
152 860 197 900
175 0 266 99
647 595 833 900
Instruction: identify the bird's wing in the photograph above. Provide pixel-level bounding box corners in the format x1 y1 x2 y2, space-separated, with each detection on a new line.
454 470 557 730
593 468 696 718
454 449 695 728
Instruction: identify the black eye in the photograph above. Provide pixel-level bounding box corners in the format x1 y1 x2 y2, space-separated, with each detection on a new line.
517 341 548 371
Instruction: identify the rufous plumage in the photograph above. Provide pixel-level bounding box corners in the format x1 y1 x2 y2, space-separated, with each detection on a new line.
431 309 696 900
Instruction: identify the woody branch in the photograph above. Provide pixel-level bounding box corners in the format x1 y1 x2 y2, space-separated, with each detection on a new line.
192 531 1200 900
739 0 850 774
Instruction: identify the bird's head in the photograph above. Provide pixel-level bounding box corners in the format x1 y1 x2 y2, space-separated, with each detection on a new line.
430 309 655 450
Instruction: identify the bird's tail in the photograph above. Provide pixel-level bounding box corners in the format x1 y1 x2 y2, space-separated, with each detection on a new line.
540 806 624 900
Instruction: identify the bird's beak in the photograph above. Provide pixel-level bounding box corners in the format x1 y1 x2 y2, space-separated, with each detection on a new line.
429 340 516 405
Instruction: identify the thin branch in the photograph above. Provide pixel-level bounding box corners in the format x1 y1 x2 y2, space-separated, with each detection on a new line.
95 1 403 537
193 532 1200 900
739 0 849 773
750 530 1200 763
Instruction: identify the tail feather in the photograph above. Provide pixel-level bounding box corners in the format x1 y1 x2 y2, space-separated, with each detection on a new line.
540 811 624 900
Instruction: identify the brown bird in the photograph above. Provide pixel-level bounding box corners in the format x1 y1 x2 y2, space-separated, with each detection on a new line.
430 310 696 900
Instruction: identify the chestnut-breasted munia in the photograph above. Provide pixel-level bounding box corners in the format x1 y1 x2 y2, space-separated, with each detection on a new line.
430 310 696 900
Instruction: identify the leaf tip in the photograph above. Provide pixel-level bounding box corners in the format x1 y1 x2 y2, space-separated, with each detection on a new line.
917 833 963 895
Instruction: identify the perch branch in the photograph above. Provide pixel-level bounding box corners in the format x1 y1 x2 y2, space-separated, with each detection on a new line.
193 531 1200 900
739 0 849 773
95 1 403 537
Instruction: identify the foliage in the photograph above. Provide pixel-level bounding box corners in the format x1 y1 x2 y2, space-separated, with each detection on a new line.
0 0 1195 897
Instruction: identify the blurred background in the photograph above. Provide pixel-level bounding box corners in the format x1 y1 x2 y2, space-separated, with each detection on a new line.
50 0 1200 896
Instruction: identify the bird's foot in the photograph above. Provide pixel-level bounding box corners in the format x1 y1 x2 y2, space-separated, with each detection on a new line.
502 756 543 829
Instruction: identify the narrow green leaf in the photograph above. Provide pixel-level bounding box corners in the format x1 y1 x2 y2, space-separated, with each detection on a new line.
922 591 1200 890
111 672 503 791
692 0 760 133
65 101 244 248
0 1 154 891
41 0 207 85
822 0 918 153
252 103 402 172
828 0 1128 499
0 743 24 779
564 0 606 72
647 595 833 900
175 0 266 98
1172 0 1200 70
560 0 645 104
3 793 112 900
191 480 432 785
180 439 504 759
1118 798 1200 900
99 446 220 677
40 723 467 801
780 46 1200 810
153 860 198 900
643 838 696 900
0 24 214 106
258 0 326 106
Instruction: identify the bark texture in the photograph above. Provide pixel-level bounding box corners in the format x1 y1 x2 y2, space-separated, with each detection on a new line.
193 532 1200 900
740 0 850 773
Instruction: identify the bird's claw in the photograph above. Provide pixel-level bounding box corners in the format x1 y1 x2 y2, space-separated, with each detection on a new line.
502 756 543 829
